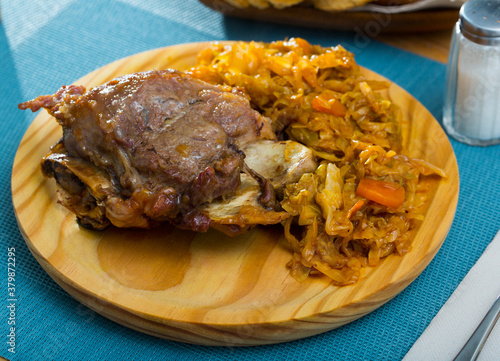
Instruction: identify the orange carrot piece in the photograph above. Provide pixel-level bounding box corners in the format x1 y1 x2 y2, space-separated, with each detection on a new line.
346 199 365 219
294 37 314 55
311 94 347 117
356 178 405 209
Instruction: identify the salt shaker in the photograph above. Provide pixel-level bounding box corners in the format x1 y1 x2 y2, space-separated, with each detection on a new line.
443 0 500 146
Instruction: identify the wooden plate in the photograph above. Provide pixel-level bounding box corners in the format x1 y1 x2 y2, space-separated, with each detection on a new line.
199 0 460 33
12 42 459 346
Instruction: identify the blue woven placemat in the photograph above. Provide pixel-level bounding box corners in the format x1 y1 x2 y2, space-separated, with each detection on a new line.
1 1 499 360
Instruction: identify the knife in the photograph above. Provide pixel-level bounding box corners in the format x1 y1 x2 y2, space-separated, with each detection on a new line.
453 294 500 361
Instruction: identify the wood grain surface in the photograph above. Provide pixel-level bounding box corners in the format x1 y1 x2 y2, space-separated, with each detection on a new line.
11 42 459 346
378 29 452 63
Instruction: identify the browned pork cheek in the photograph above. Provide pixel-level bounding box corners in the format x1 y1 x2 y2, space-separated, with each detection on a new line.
19 70 276 231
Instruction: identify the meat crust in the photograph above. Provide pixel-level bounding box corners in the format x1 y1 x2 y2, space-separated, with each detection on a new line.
20 70 277 231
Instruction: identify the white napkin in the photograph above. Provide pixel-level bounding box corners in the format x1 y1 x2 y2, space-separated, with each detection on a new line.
403 230 500 361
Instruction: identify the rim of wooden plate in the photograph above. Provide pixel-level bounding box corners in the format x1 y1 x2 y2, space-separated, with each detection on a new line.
11 42 459 346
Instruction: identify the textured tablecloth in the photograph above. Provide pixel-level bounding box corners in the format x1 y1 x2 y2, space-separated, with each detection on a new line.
403 230 500 361
1 1 500 360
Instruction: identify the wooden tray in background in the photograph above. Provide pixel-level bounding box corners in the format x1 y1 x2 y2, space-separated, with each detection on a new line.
200 0 459 33
12 42 459 346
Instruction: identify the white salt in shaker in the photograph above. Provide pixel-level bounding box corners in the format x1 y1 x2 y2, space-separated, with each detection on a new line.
443 0 500 146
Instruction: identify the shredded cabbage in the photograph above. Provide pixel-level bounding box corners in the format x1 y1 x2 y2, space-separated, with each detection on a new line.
190 38 444 286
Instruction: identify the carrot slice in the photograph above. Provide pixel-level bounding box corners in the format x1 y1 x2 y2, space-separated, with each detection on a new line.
293 37 314 55
356 178 405 209
311 94 347 117
346 199 365 219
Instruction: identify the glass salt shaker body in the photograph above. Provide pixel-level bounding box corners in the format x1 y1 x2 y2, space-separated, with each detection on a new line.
443 0 500 146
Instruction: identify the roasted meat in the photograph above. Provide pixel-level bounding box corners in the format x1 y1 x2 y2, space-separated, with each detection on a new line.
19 70 270 230
19 69 316 233
203 139 316 235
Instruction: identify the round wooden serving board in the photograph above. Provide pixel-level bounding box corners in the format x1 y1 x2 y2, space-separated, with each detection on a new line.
12 42 459 346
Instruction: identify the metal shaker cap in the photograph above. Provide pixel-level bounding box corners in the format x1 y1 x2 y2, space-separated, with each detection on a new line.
459 0 500 45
